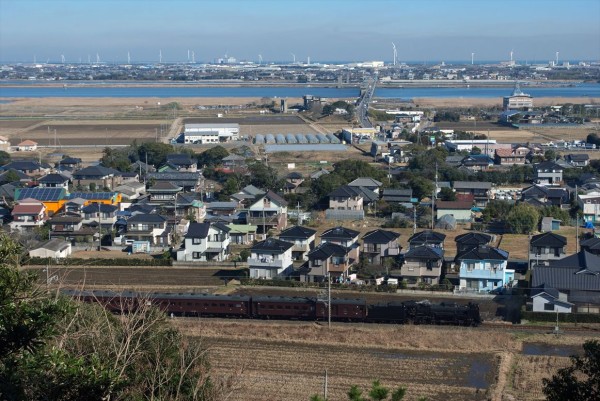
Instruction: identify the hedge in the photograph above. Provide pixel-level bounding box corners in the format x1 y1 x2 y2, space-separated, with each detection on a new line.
522 311 600 324
25 257 172 267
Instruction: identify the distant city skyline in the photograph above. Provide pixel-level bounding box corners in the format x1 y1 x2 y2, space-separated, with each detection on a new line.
1 0 599 64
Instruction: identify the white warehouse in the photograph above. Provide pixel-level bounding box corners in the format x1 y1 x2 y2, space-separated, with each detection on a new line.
183 123 240 144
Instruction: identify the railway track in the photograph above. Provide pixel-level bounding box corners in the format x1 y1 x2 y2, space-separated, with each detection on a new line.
482 321 599 333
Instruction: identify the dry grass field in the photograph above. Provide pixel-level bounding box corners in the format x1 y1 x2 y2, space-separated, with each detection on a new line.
175 319 594 401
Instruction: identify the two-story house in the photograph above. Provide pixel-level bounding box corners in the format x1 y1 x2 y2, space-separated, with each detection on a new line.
148 181 183 204
284 172 305 194
81 203 118 229
306 242 354 283
400 246 444 286
453 181 492 208
9 199 47 231
455 232 493 256
38 173 70 189
126 213 171 246
328 185 364 211
320 226 361 265
246 190 288 237
165 154 197 172
57 156 82 171
73 165 123 191
521 184 570 208
529 232 567 267
577 193 600 223
408 230 446 250
176 222 231 262
580 237 600 255
1 160 49 177
458 246 514 292
247 238 294 279
361 229 401 265
278 225 317 261
461 154 494 171
146 171 202 192
534 161 564 185
348 177 383 194
494 147 529 165
565 154 590 167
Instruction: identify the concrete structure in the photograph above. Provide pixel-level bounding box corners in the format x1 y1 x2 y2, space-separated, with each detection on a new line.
503 83 533 111
183 123 239 144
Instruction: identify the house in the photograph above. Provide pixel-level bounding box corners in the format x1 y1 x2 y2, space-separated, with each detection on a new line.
230 184 265 207
435 200 473 222
348 177 383 194
529 232 567 267
57 156 82 170
246 190 288 237
310 168 330 180
120 172 140 183
38 173 70 189
534 161 563 185
278 225 317 261
521 184 569 208
206 201 239 217
531 250 600 313
14 187 67 216
81 203 118 228
114 181 146 201
453 181 492 208
73 165 122 191
48 214 84 236
531 285 573 313
247 238 294 279
227 224 257 245
176 222 231 262
580 237 600 255
125 214 171 246
458 246 513 292
577 194 600 223
148 181 183 203
29 238 72 259
565 154 590 167
381 189 413 205
494 147 529 165
400 246 444 286
320 226 361 264
146 171 203 192
0 169 30 185
306 242 354 282
284 172 305 194
221 154 246 169
461 154 494 171
407 230 446 250
0 135 10 151
9 199 47 231
165 154 197 172
1 160 49 177
328 185 364 211
540 216 561 232
16 140 38 151
361 229 401 265
455 232 493 256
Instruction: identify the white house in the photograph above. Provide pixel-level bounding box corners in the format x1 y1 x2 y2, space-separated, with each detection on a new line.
531 287 573 313
577 193 600 223
16 139 38 151
183 123 240 144
177 222 231 262
29 238 72 259
247 238 293 279
9 199 47 231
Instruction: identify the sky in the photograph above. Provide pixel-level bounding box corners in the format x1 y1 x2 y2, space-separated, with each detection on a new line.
0 0 599 64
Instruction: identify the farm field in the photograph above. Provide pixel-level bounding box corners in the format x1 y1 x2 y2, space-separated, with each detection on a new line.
176 319 592 401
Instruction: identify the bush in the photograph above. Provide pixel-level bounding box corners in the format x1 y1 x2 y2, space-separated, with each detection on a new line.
26 257 172 267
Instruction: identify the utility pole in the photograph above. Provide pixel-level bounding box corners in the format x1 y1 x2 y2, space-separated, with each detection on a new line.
431 190 435 230
328 273 331 328
575 185 579 250
323 369 328 400
413 207 417 234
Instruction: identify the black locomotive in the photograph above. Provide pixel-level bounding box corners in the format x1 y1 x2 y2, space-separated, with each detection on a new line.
62 290 482 327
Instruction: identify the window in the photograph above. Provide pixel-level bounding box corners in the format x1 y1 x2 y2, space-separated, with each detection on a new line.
544 303 555 311
192 252 201 259
192 238 201 245
466 262 476 271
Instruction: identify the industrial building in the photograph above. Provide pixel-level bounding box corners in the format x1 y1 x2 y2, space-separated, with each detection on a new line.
183 123 240 144
503 83 533 111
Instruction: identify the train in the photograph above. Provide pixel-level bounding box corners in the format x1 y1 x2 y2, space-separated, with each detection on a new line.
62 290 482 326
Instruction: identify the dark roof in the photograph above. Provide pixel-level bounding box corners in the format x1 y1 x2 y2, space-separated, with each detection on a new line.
251 238 293 254
185 222 210 239
455 232 492 246
320 226 360 240
166 154 195 165
348 177 382 188
149 181 182 191
68 192 116 200
547 250 600 271
530 232 567 247
456 245 509 261
567 154 590 162
33 238 70 252
436 200 472 210
81 203 118 213
308 242 348 259
534 161 564 171
404 245 443 260
15 187 66 201
49 215 82 224
362 229 400 244
452 181 492 190
147 171 201 182
408 230 446 245
580 237 600 251
59 157 82 165
278 225 317 240
1 160 43 171
287 172 303 179
127 213 167 223
0 169 29 182
263 190 288 206
382 188 412 197
73 165 120 178
38 173 69 184
533 251 600 293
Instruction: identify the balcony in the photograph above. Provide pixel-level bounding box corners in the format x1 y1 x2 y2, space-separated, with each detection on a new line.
247 215 280 226
247 258 285 269
460 268 504 280
328 263 350 273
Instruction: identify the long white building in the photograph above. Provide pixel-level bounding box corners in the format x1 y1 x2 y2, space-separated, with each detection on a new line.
183 123 240 144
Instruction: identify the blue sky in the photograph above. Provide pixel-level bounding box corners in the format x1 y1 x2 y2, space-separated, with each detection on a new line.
1 0 598 63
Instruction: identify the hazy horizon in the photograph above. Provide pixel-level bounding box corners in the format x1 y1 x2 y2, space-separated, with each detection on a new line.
1 0 599 64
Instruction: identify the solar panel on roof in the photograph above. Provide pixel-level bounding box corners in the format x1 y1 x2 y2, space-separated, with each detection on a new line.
16 187 65 201
69 192 115 200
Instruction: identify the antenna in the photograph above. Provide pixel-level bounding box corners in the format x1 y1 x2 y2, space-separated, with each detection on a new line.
291 53 296 63
471 52 475 65
61 54 65 64
392 42 397 66
127 51 131 64
258 54 263 64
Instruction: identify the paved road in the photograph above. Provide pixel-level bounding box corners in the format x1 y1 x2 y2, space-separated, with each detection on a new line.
357 74 377 128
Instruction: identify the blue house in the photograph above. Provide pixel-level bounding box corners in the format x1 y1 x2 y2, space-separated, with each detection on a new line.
458 246 514 292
